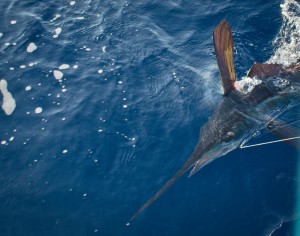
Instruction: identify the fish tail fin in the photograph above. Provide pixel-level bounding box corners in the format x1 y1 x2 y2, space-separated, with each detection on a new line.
213 20 236 95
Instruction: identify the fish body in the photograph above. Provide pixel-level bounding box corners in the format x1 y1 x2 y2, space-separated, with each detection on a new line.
131 20 300 221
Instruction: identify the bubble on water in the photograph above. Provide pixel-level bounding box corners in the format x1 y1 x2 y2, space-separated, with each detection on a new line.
35 107 43 114
27 43 37 53
53 70 63 80
53 28 62 38
59 64 70 70
25 85 31 91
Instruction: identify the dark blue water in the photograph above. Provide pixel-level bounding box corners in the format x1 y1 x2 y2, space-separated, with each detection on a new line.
0 0 299 235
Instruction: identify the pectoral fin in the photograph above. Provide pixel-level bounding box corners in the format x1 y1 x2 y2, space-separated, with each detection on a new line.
267 120 300 149
213 20 237 95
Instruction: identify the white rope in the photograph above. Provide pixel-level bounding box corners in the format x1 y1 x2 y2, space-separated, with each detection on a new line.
240 136 300 149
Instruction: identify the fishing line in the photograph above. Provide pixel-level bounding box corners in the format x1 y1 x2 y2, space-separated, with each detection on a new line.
240 136 300 149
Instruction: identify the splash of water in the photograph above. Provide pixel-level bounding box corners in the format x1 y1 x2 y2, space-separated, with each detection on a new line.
235 76 262 94
268 0 300 67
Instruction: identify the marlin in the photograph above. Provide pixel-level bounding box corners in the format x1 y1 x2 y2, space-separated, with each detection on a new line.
131 20 300 220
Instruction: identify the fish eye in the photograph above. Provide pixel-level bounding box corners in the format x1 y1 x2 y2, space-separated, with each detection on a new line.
224 131 235 142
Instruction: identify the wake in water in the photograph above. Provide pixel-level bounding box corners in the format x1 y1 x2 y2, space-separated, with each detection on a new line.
239 0 299 90
269 0 300 66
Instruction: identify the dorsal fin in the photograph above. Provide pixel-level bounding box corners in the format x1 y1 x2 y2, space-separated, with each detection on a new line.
247 63 283 78
213 20 236 95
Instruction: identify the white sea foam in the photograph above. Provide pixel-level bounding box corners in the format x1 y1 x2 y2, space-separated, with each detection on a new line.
51 14 61 22
0 79 16 115
0 33 3 38
10 20 17 25
55 28 62 35
53 70 63 80
35 107 43 114
53 28 62 38
25 86 32 91
235 77 262 94
268 0 300 66
70 1 76 6
59 64 70 70
27 43 37 53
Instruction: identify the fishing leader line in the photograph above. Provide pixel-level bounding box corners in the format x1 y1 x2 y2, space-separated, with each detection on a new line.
240 136 300 149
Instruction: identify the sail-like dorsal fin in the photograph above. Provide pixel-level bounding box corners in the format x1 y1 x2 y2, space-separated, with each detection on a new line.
247 63 283 78
213 20 236 95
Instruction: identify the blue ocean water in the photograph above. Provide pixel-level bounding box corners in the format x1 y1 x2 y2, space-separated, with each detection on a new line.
0 0 299 235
